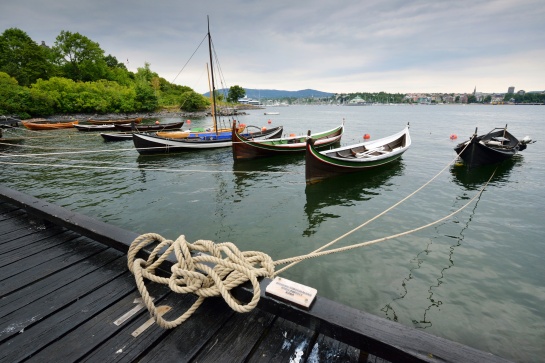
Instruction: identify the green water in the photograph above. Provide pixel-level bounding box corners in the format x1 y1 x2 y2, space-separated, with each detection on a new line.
1 105 544 362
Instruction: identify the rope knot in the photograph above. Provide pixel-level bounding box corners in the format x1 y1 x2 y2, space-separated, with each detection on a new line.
127 233 275 329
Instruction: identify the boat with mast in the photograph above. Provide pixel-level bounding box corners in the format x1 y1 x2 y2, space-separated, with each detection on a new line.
132 17 281 155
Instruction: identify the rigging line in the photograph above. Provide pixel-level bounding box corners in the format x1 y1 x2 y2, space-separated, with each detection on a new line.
273 165 498 275
277 141 472 274
170 33 209 84
0 160 298 175
209 37 229 100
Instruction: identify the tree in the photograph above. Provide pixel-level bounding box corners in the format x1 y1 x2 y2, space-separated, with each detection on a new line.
180 90 210 112
227 85 245 103
52 31 108 82
0 28 52 86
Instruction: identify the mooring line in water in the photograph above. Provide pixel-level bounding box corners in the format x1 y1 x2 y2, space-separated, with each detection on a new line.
275 141 473 275
273 167 496 273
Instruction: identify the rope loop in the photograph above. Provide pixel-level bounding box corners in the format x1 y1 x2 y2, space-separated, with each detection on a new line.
127 233 275 329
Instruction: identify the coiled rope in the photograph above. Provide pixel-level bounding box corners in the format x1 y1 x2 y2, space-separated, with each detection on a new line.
128 142 497 329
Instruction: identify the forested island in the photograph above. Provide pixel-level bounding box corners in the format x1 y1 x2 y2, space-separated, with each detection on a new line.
0 28 241 119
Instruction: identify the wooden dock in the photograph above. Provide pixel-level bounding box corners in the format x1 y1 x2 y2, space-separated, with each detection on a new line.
0 185 511 362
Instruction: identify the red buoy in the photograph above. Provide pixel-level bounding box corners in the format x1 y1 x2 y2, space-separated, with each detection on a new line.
450 134 457 140
363 134 371 140
186 119 191 124
268 119 272 124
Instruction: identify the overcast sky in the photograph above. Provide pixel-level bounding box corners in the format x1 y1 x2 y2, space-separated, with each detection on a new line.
2 0 544 94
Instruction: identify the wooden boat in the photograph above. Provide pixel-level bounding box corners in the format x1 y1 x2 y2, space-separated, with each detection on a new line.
113 121 184 132
454 125 532 168
86 117 142 125
134 19 281 155
100 132 134 141
21 120 78 130
232 120 344 160
305 124 411 184
74 124 122 132
133 125 283 155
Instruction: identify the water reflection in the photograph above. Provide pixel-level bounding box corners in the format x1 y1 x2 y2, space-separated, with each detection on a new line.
232 154 303 199
450 156 520 190
381 189 483 328
303 161 404 236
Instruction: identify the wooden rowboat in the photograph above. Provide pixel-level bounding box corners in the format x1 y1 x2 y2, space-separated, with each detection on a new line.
100 132 134 141
21 120 79 130
232 120 344 160
74 124 121 132
113 121 184 132
454 125 532 168
305 124 411 184
86 117 142 125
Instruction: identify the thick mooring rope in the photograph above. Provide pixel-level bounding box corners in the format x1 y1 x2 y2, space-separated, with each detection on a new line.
128 233 274 329
128 156 495 329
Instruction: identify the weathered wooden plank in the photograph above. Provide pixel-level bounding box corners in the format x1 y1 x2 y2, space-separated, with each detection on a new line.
0 229 81 267
192 308 276 361
0 206 25 221
33 283 173 362
247 317 316 362
310 334 363 362
0 272 136 362
0 249 124 324
0 185 140 252
0 235 108 296
136 297 237 363
0 225 66 256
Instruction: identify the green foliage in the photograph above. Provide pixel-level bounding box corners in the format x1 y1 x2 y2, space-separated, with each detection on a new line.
227 85 245 103
503 92 545 104
0 28 52 86
180 91 210 112
134 83 159 112
51 30 108 82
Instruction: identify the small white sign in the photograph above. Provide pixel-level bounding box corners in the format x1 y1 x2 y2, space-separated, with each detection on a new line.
265 277 317 310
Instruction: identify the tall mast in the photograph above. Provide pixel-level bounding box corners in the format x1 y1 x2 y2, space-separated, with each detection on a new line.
207 16 218 133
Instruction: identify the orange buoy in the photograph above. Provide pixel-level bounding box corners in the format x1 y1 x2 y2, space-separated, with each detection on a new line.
186 119 191 124
450 134 457 140
268 119 272 124
289 133 296 137
155 120 160 124
363 134 371 140
261 127 267 131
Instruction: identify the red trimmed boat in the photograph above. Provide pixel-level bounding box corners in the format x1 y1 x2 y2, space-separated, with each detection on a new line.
232 120 344 160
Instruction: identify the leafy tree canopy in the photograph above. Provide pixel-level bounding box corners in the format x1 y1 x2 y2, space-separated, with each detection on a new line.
227 85 245 103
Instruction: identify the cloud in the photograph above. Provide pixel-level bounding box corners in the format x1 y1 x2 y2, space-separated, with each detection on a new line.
1 0 544 93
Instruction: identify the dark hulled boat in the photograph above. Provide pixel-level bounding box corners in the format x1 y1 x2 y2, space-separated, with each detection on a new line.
132 125 283 155
454 125 532 168
113 121 184 132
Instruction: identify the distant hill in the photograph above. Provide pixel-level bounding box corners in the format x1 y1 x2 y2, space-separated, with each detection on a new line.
204 88 334 99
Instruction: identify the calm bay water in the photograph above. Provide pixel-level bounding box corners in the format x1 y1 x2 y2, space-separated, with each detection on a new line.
1 105 544 362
